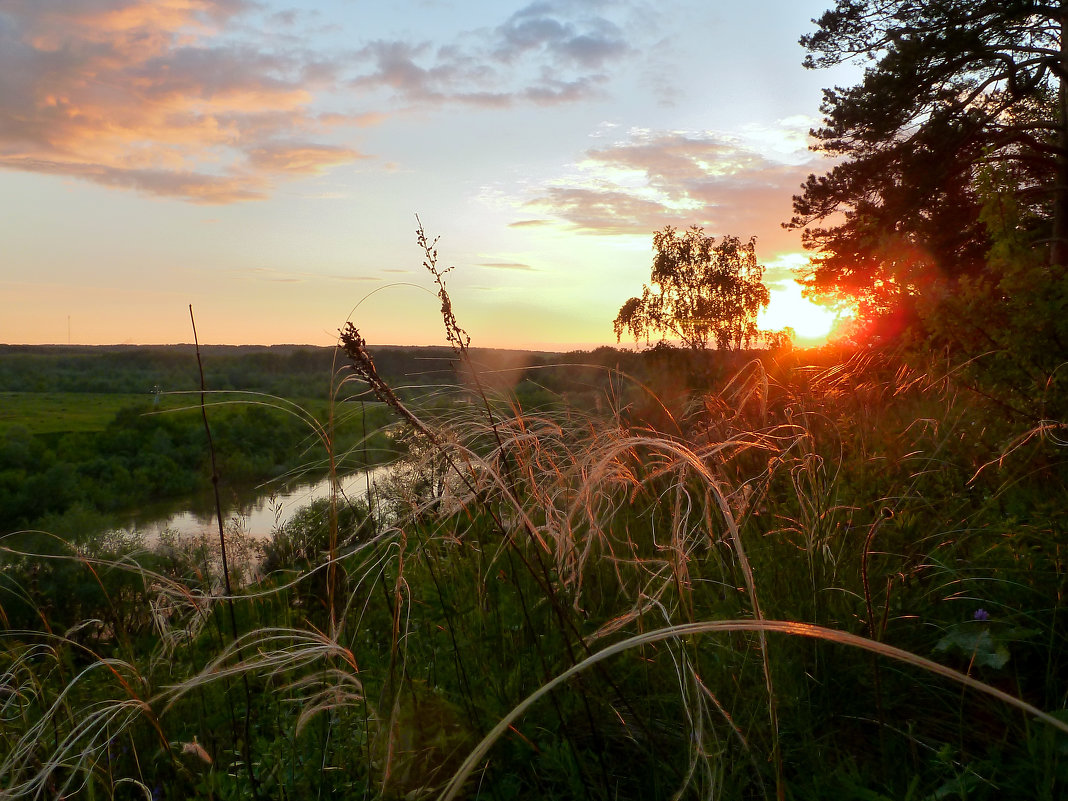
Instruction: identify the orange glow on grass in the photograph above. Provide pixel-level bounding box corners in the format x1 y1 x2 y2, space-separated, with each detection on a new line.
758 281 841 345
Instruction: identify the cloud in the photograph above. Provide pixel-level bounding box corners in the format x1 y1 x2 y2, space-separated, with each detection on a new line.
479 261 536 271
528 186 677 235
521 126 823 252
348 1 633 108
222 266 379 283
494 2 630 68
0 0 365 202
351 40 462 103
318 111 388 128
508 218 552 228
2 156 269 203
247 143 366 174
0 0 645 200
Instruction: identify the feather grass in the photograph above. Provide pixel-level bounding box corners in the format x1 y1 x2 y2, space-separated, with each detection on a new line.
438 619 1068 801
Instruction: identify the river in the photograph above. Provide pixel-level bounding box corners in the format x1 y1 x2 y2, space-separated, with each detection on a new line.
120 464 394 544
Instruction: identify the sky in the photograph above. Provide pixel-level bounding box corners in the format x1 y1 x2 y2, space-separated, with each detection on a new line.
0 0 862 350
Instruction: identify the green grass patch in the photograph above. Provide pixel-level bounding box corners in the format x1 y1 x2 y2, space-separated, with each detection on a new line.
0 391 346 436
0 392 167 435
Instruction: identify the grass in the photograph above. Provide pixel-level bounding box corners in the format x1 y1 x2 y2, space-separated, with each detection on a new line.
0 391 355 436
2 300 1066 798
0 392 168 435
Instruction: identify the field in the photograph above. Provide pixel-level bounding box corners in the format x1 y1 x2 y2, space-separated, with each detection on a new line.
0 390 371 436
0 391 191 435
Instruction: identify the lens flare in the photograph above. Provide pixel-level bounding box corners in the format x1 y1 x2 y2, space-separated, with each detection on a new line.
758 281 839 344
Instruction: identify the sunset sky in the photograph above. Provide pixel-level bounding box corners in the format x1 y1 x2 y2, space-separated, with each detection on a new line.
0 0 861 349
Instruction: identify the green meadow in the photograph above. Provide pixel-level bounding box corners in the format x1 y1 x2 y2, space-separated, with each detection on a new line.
0 392 196 435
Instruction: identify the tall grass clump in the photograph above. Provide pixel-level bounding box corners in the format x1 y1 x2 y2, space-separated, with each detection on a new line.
2 226 1066 799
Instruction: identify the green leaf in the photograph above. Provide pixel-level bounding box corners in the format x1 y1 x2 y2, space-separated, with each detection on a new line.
934 627 1010 670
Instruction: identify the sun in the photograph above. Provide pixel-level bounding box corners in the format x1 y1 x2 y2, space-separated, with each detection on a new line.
758 281 840 344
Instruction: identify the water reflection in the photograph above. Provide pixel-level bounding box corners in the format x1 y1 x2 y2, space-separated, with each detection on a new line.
125 464 393 543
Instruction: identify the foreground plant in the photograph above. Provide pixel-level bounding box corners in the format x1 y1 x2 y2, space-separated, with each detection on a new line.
2 226 1067 800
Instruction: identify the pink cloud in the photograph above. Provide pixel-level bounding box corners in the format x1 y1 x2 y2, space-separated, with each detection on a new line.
526 186 678 234
0 0 364 202
247 143 366 174
2 156 269 203
0 0 646 199
523 130 821 253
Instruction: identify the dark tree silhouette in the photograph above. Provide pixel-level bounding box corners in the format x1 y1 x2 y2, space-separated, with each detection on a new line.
614 226 770 351
789 0 1067 326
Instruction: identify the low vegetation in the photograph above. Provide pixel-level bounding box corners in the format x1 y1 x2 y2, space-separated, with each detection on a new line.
1 309 1066 800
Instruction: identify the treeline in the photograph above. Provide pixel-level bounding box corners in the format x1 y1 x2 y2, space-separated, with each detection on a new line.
0 343 561 397
0 343 755 401
0 344 360 397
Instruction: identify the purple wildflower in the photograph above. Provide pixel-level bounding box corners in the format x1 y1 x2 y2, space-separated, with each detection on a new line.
973 608 990 622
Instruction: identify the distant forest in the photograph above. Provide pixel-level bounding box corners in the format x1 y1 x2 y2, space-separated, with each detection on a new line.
0 343 474 397
0 342 738 402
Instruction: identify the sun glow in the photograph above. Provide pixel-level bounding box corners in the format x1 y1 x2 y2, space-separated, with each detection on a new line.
758 281 839 344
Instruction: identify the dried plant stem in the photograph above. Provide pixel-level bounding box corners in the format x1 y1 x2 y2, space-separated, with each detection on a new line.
189 304 260 799
415 215 514 483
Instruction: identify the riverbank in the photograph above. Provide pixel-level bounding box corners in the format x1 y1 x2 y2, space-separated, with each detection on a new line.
117 463 394 544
